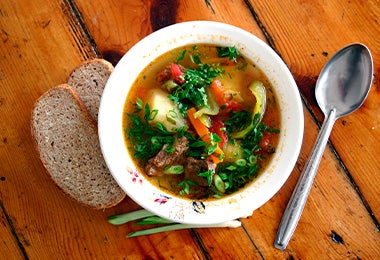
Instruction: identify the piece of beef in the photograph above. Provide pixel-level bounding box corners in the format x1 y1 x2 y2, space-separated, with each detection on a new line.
156 64 186 84
145 136 189 176
184 157 216 187
156 65 172 84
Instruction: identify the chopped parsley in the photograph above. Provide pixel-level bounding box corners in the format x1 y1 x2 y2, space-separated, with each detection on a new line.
168 51 224 117
216 46 239 61
126 103 178 160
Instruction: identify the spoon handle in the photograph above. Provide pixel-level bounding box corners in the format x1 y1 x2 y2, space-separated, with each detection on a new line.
274 108 337 250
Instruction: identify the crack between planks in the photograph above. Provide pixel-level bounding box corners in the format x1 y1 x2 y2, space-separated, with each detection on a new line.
244 0 379 233
204 0 216 14
243 0 280 58
239 2 380 250
328 139 380 231
190 229 212 260
301 95 380 231
0 200 29 260
62 0 101 58
240 221 265 259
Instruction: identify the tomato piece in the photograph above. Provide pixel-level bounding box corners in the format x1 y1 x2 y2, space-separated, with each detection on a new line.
259 132 275 153
210 79 244 116
170 64 185 85
210 118 228 148
224 101 244 112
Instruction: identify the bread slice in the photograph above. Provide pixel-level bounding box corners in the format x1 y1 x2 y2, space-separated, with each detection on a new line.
31 84 125 209
67 59 114 122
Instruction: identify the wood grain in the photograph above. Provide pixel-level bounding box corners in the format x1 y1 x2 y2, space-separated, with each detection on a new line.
1 0 379 258
0 204 27 259
247 0 380 221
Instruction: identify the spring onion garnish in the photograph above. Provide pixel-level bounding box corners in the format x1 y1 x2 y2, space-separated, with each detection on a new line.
108 209 241 238
163 165 184 174
214 174 226 193
108 209 155 225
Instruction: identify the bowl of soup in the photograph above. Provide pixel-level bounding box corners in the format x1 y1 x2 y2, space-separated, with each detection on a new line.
98 21 303 224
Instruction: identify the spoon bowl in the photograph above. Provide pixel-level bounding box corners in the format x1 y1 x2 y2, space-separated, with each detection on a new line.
316 44 373 118
274 43 373 250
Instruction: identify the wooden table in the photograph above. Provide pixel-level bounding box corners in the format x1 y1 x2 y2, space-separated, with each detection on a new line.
1 0 379 259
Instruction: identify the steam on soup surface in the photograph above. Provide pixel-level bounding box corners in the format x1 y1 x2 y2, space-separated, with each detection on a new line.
123 45 280 200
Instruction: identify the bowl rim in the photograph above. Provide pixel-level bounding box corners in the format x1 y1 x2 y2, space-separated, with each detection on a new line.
98 21 304 224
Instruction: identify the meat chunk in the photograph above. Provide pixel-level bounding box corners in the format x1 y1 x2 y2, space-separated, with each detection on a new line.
145 136 189 176
184 157 216 187
156 64 186 84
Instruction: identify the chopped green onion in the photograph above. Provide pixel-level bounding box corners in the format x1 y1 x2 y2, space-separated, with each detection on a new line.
163 165 184 174
226 165 236 171
134 98 143 112
235 159 247 166
178 179 197 195
214 174 226 193
248 155 257 164
198 170 214 186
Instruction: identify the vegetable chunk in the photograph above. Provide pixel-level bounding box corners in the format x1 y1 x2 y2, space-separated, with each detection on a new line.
146 89 187 131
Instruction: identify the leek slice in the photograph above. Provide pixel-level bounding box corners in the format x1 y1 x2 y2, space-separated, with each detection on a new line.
194 88 219 119
232 81 266 139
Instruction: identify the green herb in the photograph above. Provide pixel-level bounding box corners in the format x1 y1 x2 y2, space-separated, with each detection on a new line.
126 102 177 160
218 158 259 194
220 109 279 194
205 133 222 155
177 49 187 62
214 174 226 193
178 179 198 195
169 50 224 117
108 209 154 225
133 97 143 113
216 46 239 61
198 170 214 186
128 220 241 238
135 216 174 225
224 110 252 134
163 165 184 174
185 133 222 161
108 209 241 238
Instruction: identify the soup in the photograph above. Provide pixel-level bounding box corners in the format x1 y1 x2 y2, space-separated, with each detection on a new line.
123 45 280 200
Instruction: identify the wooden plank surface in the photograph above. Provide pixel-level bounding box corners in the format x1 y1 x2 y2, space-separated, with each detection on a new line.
0 205 27 259
248 0 380 221
1 0 379 259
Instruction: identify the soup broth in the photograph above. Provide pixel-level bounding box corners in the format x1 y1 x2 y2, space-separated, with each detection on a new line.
123 45 280 200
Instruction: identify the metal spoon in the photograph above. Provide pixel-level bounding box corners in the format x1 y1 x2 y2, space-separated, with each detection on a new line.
274 43 373 250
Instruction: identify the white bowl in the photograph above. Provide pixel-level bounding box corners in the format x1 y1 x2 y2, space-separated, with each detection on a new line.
98 21 303 224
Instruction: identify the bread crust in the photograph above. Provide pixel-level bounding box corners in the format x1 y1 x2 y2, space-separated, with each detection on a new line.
31 84 125 209
67 59 114 122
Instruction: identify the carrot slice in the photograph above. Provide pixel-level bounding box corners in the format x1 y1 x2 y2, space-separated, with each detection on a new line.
187 107 224 164
209 79 226 106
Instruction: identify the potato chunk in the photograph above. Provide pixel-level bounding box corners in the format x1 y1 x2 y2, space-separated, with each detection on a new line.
146 89 187 131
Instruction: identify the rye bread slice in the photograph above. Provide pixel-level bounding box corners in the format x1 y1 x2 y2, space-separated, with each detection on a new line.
31 84 125 209
67 58 114 122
